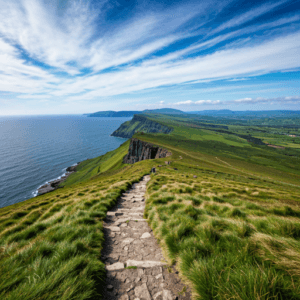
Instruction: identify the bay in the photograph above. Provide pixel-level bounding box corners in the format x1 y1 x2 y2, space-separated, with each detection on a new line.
0 115 129 208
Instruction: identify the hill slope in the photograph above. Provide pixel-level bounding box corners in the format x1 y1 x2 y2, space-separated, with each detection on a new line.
111 114 173 138
1 113 300 300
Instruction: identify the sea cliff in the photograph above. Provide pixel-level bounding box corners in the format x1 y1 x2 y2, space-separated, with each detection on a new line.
123 138 171 164
111 114 173 138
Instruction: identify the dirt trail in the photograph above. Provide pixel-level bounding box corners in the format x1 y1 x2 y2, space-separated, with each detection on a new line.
102 175 191 300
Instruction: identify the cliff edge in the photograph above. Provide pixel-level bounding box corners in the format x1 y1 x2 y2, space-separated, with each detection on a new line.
123 138 172 164
111 114 173 138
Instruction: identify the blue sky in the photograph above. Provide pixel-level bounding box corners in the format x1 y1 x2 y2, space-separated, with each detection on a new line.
0 0 300 115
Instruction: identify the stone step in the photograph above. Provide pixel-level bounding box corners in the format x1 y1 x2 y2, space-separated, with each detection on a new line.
126 260 167 268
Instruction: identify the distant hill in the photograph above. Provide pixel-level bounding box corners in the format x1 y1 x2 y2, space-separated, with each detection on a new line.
87 108 184 117
87 111 142 117
188 110 300 118
143 108 184 114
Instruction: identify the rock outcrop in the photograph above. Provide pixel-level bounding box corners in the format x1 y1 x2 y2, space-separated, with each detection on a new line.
111 114 173 138
123 138 171 164
37 163 80 195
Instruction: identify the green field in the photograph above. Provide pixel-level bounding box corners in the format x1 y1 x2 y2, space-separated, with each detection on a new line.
1 113 300 299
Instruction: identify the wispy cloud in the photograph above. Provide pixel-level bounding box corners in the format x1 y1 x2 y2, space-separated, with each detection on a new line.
173 96 300 106
0 0 299 114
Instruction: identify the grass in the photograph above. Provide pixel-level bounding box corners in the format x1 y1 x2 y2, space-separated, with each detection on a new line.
0 143 155 300
145 168 300 299
1 113 300 299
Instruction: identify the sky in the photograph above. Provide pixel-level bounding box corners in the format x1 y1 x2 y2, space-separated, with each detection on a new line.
0 0 300 115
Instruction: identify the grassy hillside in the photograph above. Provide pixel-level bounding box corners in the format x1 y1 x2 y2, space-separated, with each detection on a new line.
111 114 173 138
1 113 300 299
0 144 156 300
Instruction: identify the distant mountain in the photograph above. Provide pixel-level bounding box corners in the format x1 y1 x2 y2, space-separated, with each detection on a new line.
187 109 234 115
144 108 184 114
87 108 185 117
187 110 300 118
87 111 142 117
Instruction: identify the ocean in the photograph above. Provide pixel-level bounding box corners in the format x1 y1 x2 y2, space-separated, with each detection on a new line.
0 115 129 208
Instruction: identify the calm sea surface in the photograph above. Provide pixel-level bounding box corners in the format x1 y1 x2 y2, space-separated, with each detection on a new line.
0 115 129 208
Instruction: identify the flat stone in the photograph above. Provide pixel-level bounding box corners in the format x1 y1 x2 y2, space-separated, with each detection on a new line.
154 291 163 300
134 283 151 300
107 285 114 291
106 262 124 271
107 212 115 216
119 294 129 300
163 290 173 300
105 226 120 232
141 232 151 239
120 223 128 227
156 274 163 280
129 213 143 216
115 218 130 225
122 238 135 244
126 260 167 268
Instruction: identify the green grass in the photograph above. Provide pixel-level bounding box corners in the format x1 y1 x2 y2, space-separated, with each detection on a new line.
0 144 155 300
1 112 300 299
145 168 300 300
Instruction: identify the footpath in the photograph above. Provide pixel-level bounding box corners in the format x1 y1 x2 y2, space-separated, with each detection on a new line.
102 175 191 300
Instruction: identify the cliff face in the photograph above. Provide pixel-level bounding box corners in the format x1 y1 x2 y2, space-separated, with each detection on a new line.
111 114 173 138
123 138 172 164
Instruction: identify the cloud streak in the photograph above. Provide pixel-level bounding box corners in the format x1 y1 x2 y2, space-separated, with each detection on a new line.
173 96 300 106
0 0 299 113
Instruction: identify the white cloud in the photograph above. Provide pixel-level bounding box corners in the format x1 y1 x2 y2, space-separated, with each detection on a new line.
174 100 194 105
210 0 288 35
0 0 299 113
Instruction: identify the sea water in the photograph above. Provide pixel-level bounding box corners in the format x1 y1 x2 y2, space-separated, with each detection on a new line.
0 115 129 208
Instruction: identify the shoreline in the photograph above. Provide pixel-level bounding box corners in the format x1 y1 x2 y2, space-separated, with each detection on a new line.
34 163 80 196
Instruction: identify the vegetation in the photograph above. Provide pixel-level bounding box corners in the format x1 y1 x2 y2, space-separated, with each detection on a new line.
111 114 173 138
1 112 300 299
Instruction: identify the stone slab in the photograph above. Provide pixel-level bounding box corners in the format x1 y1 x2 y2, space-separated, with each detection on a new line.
134 283 151 300
126 260 167 268
141 232 151 239
106 262 124 271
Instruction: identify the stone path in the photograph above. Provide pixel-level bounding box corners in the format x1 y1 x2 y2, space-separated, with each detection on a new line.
102 175 191 300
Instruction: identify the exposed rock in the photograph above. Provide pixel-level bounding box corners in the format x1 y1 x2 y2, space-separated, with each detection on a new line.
122 238 135 244
106 262 125 271
119 294 129 300
154 291 163 300
123 138 172 164
141 232 151 239
66 165 77 172
134 283 152 300
37 163 80 195
193 175 197 178
111 114 173 138
126 260 167 268
105 226 121 232
107 285 114 291
163 290 173 300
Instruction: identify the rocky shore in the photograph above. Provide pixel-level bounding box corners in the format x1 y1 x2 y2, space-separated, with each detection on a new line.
37 164 79 196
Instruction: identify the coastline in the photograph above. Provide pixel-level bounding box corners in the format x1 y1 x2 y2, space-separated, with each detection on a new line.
33 163 80 196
